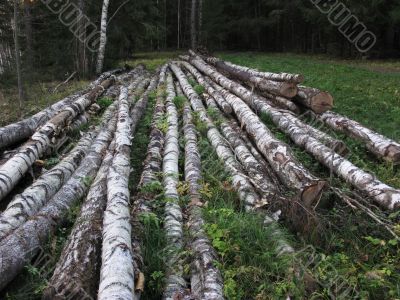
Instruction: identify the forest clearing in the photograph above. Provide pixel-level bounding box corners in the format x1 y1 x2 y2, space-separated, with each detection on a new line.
1 0 400 299
0 51 398 300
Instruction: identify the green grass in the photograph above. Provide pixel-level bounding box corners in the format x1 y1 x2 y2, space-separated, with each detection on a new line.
117 51 184 72
0 80 89 126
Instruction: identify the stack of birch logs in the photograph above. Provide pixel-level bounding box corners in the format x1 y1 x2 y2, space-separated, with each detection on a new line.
0 51 399 300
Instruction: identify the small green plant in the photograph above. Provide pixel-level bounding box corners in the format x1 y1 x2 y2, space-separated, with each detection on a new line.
156 114 168 134
97 97 114 110
194 84 205 95
173 95 186 111
44 157 60 169
140 181 164 195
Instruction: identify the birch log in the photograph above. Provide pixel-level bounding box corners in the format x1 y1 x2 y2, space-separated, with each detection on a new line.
205 73 400 209
260 90 301 114
129 67 168 300
173 65 294 257
179 61 232 114
209 76 347 155
162 73 187 300
269 112 400 210
294 86 334 114
0 69 120 149
0 78 114 202
98 87 135 300
190 51 298 98
183 101 225 300
170 63 259 211
319 111 400 163
0 132 95 241
199 54 304 84
139 65 168 187
202 94 280 197
228 118 283 191
43 143 115 300
0 106 117 291
187 57 327 205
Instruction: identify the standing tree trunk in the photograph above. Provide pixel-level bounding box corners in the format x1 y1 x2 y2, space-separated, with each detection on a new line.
96 0 111 74
190 0 197 49
23 1 33 72
13 0 24 112
177 0 181 49
198 0 203 45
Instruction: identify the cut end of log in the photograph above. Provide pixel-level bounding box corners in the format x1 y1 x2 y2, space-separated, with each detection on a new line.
267 82 298 98
300 180 329 207
281 82 298 98
385 144 400 164
310 92 334 114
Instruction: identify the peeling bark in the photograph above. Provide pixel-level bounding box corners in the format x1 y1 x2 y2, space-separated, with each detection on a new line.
179 61 232 114
98 87 135 300
0 78 114 202
43 142 115 300
0 69 120 150
0 131 95 242
260 90 301 114
182 101 224 300
162 73 187 299
319 110 400 163
270 113 400 210
139 65 168 188
187 56 327 205
206 56 304 84
170 63 259 211
0 105 117 291
191 51 298 98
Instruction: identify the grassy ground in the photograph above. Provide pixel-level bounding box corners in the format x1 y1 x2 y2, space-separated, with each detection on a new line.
0 77 89 127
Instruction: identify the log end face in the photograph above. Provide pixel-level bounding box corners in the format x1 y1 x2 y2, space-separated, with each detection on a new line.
385 144 400 164
300 180 329 207
281 82 298 98
311 92 334 114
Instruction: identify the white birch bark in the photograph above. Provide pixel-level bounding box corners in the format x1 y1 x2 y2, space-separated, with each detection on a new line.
0 79 114 201
319 110 400 163
172 64 294 257
96 0 111 74
197 61 400 209
269 112 400 210
183 101 225 300
0 69 120 150
98 87 135 300
179 61 232 114
187 57 327 205
170 63 259 211
43 142 115 300
0 106 118 291
162 73 187 299
260 90 301 114
190 51 298 98
139 65 168 187
0 132 95 242
206 55 304 84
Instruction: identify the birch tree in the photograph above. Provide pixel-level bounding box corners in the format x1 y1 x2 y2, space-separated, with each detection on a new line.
96 0 111 74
